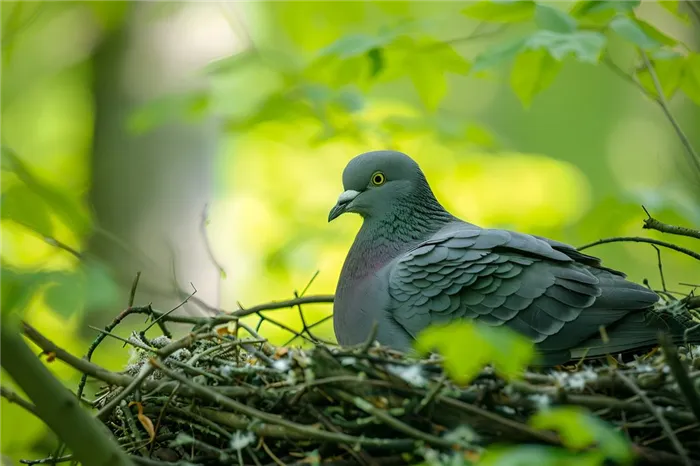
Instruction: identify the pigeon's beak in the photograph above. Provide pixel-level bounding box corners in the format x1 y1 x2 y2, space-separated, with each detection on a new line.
328 190 360 222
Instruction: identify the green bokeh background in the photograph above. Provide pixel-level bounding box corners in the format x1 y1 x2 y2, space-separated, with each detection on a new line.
1 1 698 462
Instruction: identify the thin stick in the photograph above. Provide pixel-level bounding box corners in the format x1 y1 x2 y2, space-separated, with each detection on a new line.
128 272 141 308
616 371 692 466
658 333 700 423
149 359 415 450
1 385 38 417
642 206 700 240
639 49 700 175
577 236 700 261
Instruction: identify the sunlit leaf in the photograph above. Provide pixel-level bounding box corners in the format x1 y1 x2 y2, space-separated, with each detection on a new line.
609 15 660 50
478 444 604 466
473 37 527 71
525 30 607 63
1 147 91 236
319 34 387 59
535 4 577 33
570 1 640 17
634 18 677 46
1 267 51 317
410 65 447 112
1 184 53 236
530 407 633 464
658 0 689 22
87 2 129 31
462 0 536 23
465 123 498 149
415 321 534 384
636 55 684 100
681 53 700 105
510 49 563 108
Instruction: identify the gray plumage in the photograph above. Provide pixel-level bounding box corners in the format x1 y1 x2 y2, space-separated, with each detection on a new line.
329 150 695 365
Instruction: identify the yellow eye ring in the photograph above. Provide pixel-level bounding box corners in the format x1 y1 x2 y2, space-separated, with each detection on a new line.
371 171 386 186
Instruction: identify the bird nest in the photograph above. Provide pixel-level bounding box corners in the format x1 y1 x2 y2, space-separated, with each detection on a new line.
32 291 688 466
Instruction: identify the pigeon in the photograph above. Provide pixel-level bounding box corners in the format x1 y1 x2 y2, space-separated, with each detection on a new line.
328 150 695 365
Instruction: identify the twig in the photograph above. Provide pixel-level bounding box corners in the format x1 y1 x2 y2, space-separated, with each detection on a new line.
651 245 667 292
639 49 700 176
149 359 416 450
19 455 73 465
577 236 700 261
3 321 133 466
616 371 692 466
642 206 700 240
659 333 700 423
142 283 197 334
128 272 142 308
332 389 465 450
1 385 39 417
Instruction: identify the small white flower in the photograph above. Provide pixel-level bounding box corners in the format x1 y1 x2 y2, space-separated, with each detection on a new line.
386 364 427 387
499 406 516 415
690 345 700 358
272 358 291 372
340 357 356 366
635 364 655 373
220 365 234 378
528 394 551 410
229 431 255 451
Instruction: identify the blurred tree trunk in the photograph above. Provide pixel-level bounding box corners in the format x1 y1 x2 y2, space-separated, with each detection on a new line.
87 4 221 331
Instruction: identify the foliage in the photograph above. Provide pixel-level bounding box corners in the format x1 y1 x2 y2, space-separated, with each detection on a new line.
415 321 534 384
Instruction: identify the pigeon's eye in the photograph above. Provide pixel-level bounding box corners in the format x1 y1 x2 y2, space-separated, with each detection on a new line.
371 171 386 186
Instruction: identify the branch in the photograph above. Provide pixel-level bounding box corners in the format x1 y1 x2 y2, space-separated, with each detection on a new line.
149 359 416 451
639 49 700 176
616 371 692 466
577 236 700 261
1 385 38 417
642 207 700 240
658 333 700 423
1 320 133 466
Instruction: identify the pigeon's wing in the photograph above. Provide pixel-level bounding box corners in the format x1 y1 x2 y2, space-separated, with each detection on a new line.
387 226 658 361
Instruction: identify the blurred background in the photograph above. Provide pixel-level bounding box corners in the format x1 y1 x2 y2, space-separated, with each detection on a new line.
1 1 698 462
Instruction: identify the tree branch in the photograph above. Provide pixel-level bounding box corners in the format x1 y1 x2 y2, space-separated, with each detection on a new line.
1 320 133 466
639 49 700 176
577 236 700 261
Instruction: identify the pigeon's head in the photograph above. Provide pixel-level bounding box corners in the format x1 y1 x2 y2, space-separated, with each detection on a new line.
328 150 433 222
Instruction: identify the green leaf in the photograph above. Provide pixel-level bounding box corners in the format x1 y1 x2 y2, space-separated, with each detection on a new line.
415 321 534 384
609 15 660 50
530 407 633 464
658 0 689 21
510 49 563 107
636 55 684 100
473 37 527 71
319 34 385 59
409 65 448 112
1 147 91 236
1 267 52 317
525 30 607 63
1 184 53 236
462 0 536 22
44 272 85 318
478 444 604 466
681 53 700 105
634 18 677 46
83 259 121 310
571 1 640 17
535 4 577 33
366 48 384 78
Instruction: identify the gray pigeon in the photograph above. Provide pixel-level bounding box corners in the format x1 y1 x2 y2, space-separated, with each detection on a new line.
329 150 694 365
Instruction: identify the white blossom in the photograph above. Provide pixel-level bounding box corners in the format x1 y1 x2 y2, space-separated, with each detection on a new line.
386 364 427 387
229 431 256 451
